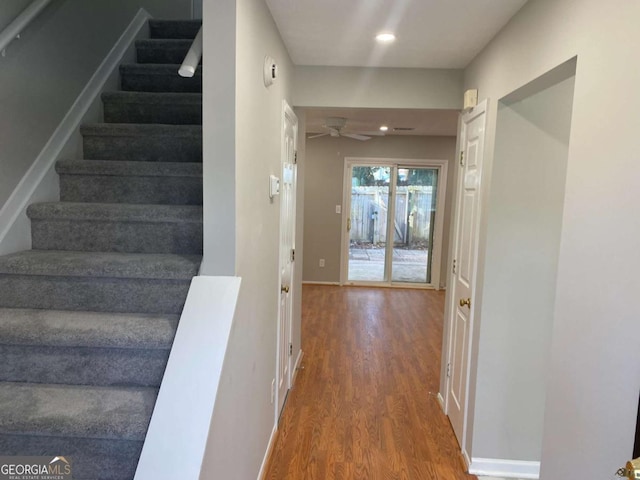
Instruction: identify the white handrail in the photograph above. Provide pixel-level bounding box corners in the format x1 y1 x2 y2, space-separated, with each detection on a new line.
178 25 202 78
0 0 51 56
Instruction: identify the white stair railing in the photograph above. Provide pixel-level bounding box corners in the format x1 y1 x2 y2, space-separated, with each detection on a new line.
0 0 51 56
178 25 202 77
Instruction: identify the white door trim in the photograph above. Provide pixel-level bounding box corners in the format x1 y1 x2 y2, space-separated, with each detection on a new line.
340 157 448 289
275 100 298 422
443 99 488 458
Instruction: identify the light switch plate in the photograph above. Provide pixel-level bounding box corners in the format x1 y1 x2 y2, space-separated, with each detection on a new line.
336 205 341 214
269 175 280 198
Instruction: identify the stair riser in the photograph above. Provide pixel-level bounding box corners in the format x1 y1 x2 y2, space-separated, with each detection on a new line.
59 175 203 205
149 20 201 39
31 220 203 254
121 72 202 93
136 44 192 64
0 434 142 480
0 276 190 314
103 101 201 125
83 134 202 162
0 346 168 387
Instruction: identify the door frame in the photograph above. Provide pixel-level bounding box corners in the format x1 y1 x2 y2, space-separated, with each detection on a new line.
340 157 448 289
275 100 298 422
442 99 488 462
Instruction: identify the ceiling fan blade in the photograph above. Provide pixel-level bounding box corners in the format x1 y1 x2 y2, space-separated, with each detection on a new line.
343 133 371 141
307 132 329 139
356 131 386 136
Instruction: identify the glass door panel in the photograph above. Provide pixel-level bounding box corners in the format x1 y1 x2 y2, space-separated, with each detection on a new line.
347 165 391 282
391 167 439 284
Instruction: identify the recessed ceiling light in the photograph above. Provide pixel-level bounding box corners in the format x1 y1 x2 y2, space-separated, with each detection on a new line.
379 125 389 132
375 33 396 44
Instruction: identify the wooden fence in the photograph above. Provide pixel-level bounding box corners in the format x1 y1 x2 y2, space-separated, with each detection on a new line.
350 186 434 246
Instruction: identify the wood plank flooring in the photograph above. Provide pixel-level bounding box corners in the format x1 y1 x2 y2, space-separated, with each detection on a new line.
264 285 476 480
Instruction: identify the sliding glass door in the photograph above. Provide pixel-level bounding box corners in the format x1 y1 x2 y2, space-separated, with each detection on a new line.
344 159 446 288
347 165 391 282
391 166 438 284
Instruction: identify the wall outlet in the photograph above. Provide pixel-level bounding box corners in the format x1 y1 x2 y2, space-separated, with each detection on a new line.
271 379 275 404
319 259 325 267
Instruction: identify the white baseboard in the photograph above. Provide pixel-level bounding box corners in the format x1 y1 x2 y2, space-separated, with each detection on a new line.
257 424 278 480
292 349 304 385
302 281 341 285
462 450 471 470
436 392 445 411
0 8 151 255
469 458 540 479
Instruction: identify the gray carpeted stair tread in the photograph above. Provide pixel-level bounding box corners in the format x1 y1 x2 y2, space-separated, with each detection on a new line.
27 202 202 224
28 203 203 254
102 91 202 125
0 345 170 387
136 39 196 64
57 160 203 205
0 250 200 279
149 19 201 39
0 382 157 441
0 308 178 349
56 159 202 177
81 123 202 162
120 64 201 93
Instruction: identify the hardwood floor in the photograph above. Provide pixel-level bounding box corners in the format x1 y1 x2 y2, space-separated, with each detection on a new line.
264 285 476 480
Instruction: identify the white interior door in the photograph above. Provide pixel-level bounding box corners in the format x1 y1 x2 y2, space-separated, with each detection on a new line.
277 102 298 420
446 100 487 447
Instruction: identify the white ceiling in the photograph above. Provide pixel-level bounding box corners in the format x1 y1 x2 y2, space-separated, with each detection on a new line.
267 0 528 137
265 0 528 69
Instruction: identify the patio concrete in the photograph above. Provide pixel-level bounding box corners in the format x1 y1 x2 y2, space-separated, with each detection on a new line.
348 246 429 283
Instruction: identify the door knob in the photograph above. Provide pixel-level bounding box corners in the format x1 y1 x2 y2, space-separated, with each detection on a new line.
281 285 290 293
347 218 351 232
459 298 471 308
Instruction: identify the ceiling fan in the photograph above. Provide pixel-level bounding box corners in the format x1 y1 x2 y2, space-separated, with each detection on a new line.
307 117 385 141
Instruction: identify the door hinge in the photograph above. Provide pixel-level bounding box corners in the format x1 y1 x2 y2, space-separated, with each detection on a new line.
294 151 298 164
447 362 451 378
289 343 293 356
459 151 465 167
452 259 457 275
291 249 295 262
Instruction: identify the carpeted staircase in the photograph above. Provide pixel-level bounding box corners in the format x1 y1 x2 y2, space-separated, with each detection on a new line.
0 20 202 480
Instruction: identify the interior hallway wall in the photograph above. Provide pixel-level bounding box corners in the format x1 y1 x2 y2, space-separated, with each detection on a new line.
459 0 640 477
303 134 456 287
200 0 299 478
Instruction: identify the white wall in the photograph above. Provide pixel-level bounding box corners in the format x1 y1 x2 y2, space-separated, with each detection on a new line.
471 73 575 463
293 66 463 109
200 0 299 478
0 0 191 210
460 0 640 477
302 134 457 286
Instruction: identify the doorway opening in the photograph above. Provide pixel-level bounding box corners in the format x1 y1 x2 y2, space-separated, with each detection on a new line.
341 157 447 288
